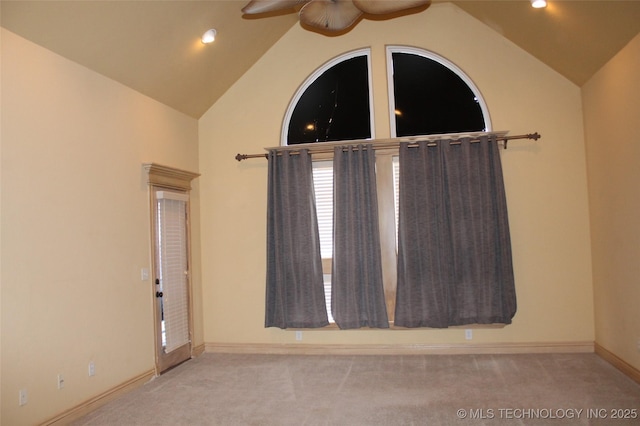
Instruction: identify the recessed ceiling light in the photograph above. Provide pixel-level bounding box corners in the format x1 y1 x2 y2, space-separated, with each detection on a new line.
201 29 217 44
531 0 547 8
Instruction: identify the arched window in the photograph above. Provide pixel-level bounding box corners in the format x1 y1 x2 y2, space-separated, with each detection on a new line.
283 49 374 145
283 46 490 144
386 46 490 137
281 47 491 324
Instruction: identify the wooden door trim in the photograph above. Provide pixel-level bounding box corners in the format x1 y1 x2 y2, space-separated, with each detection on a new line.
144 163 199 374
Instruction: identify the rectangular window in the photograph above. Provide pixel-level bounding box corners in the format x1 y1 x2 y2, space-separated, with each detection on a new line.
312 162 334 259
312 156 400 323
393 155 400 247
312 161 334 323
156 191 190 353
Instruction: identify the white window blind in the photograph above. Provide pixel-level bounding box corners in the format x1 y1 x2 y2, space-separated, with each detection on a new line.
312 159 401 323
312 162 334 322
312 162 334 258
393 156 400 247
156 191 190 353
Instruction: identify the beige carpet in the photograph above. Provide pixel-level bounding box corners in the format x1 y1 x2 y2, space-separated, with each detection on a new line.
72 353 640 425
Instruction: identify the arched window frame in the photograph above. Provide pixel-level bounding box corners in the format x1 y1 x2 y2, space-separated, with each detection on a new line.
279 46 494 324
281 48 375 146
385 45 492 138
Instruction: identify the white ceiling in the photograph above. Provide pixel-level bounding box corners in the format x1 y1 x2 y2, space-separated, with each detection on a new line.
3 1 640 119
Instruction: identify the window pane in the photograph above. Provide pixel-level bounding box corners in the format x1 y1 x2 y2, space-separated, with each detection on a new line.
288 56 371 144
392 156 400 248
156 196 189 353
313 162 334 323
312 162 334 258
323 273 334 324
392 52 485 136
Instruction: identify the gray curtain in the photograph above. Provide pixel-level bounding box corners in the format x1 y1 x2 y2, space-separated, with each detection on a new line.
331 145 389 329
265 150 329 329
395 136 516 328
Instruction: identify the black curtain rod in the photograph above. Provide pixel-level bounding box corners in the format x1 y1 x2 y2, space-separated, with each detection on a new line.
235 132 541 162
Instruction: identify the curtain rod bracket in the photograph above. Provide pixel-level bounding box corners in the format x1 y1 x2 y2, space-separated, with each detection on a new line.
503 132 541 150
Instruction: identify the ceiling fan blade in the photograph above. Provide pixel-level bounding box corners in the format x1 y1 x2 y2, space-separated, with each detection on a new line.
299 0 363 31
352 0 431 15
242 0 309 14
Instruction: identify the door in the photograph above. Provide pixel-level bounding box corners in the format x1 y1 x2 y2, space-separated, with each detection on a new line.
152 189 192 373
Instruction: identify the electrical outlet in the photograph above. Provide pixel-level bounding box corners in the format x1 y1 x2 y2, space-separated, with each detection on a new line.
465 329 473 340
88 361 96 377
57 374 65 389
295 331 303 341
19 389 28 406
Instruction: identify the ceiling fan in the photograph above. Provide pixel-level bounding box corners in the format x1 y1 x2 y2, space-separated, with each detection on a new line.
242 0 432 33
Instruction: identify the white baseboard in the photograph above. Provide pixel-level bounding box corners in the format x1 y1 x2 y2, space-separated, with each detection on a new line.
205 341 594 355
43 369 156 426
192 343 206 357
41 341 602 425
595 342 640 385
43 343 207 425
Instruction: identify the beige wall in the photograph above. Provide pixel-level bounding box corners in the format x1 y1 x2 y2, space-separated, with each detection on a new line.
0 29 201 425
583 33 640 371
8 1 632 422
199 4 594 348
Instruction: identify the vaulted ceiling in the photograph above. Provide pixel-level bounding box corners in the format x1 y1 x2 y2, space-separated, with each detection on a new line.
3 1 640 119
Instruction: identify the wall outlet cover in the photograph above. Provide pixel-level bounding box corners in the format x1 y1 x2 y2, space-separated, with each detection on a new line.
19 389 28 406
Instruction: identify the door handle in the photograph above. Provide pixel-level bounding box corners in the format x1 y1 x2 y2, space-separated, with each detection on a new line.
156 291 163 298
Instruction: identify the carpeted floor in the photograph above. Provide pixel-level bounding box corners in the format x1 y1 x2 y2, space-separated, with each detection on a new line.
72 353 640 425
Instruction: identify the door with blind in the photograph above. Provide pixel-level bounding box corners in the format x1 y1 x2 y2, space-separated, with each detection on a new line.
152 189 192 373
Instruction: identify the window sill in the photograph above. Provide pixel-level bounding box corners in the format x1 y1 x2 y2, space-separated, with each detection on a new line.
290 323 507 331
